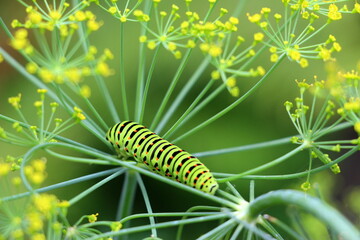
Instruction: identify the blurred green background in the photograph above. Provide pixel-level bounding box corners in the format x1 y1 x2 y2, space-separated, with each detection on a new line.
1 0 360 238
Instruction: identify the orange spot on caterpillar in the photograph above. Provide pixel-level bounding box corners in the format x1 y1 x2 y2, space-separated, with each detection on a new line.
187 171 191 174
170 156 174 159
179 163 183 166
127 137 131 140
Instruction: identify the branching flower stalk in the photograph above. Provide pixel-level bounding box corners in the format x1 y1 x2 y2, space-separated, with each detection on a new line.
0 0 360 239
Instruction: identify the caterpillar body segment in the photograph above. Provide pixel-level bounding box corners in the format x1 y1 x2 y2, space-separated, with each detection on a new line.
106 120 219 195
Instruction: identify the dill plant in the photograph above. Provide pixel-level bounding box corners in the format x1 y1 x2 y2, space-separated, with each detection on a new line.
0 0 359 239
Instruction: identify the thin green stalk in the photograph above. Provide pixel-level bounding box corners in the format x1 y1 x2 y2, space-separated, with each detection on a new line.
0 113 109 154
46 149 111 165
139 46 161 123
259 217 284 240
115 170 138 240
136 174 157 238
217 144 306 183
230 225 244 240
194 137 291 158
155 57 210 134
1 168 123 202
214 146 358 180
166 83 226 140
135 0 152 122
86 213 229 240
75 12 120 124
150 47 194 130
121 211 220 224
119 22 130 120
197 219 236 240
262 215 306 240
176 206 222 240
163 78 215 139
172 54 286 144
247 190 360 240
69 170 124 205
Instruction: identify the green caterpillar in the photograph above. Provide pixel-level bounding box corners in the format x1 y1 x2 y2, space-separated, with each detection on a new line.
106 121 218 194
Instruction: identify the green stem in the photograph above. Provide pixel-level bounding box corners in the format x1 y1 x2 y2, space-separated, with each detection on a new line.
217 143 305 183
194 137 291 158
214 145 358 180
172 54 286 143
135 0 152 122
139 46 161 123
247 190 360 240
136 174 157 238
69 170 125 205
150 47 194 130
115 170 138 240
1 168 123 202
86 213 228 240
119 22 130 120
155 57 210 134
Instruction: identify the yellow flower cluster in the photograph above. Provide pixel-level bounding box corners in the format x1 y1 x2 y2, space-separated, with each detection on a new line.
24 158 47 185
4 90 87 146
248 2 350 68
12 2 98 32
10 2 112 96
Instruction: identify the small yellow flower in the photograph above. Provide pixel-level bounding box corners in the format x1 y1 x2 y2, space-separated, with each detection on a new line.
274 13 282 21
111 222 122 231
299 58 309 68
11 176 22 186
108 7 117 15
31 233 46 240
49 10 62 21
39 68 55 83
211 70 220 80
230 87 240 97
208 45 222 57
75 10 87 21
167 42 177 51
332 42 341 52
301 181 311 191
254 32 264 42
288 49 301 61
26 211 44 232
0 162 11 176
147 41 157 50
247 13 261 23
87 19 102 31
139 35 147 43
32 194 58 215
80 85 91 98
328 4 342 20
270 53 279 62
318 47 331 61
96 62 113 77
28 11 43 24
226 77 236 87
354 122 360 134
8 94 22 109
88 213 99 223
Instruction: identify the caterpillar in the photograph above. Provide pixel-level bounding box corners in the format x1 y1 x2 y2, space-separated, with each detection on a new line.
106 121 218 195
